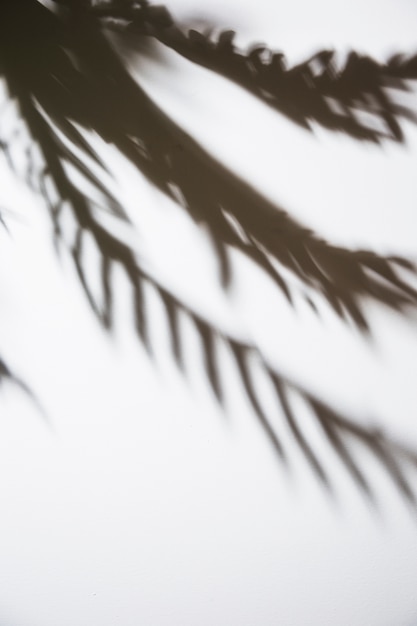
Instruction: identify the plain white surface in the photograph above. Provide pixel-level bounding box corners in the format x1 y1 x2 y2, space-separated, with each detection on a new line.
0 1 417 625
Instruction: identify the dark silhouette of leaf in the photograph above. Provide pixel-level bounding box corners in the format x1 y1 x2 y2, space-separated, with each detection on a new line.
3 0 417 328
312 400 374 499
101 255 113 329
155 25 417 144
308 397 417 504
194 317 223 403
160 288 184 368
133 275 151 354
1 0 417 505
229 341 286 463
270 375 330 489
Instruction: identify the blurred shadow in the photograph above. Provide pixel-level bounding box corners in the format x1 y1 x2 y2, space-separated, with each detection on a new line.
1 0 417 505
157 28 417 143
0 356 47 421
86 1 417 143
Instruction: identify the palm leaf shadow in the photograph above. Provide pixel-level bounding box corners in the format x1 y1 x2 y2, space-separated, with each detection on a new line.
0 356 47 421
94 0 417 143
1 0 417 505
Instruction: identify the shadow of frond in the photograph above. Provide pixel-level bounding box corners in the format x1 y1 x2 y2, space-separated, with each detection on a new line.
0 355 46 420
87 0 417 143
1 0 417 505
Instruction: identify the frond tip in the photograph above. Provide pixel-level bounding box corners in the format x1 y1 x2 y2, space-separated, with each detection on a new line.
0 356 47 420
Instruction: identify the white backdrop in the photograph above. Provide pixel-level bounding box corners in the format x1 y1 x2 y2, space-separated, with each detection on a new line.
0 1 417 625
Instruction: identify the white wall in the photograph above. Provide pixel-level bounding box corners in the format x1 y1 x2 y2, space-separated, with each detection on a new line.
0 1 417 625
